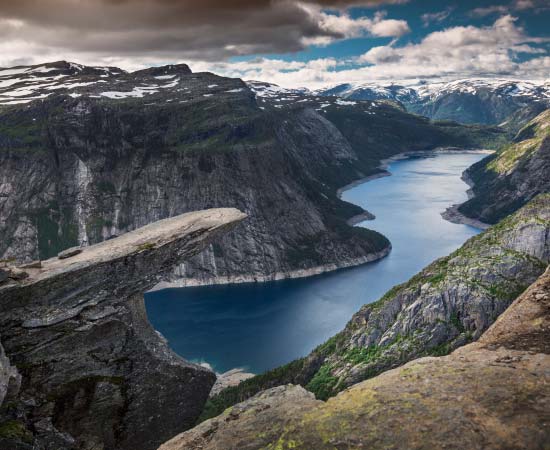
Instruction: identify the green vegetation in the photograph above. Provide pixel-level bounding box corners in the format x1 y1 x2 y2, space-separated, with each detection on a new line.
488 110 550 174
0 420 33 444
449 312 465 333
0 119 42 148
305 364 339 401
136 242 156 251
29 202 79 260
200 195 549 419
342 345 382 365
198 358 307 423
426 342 452 357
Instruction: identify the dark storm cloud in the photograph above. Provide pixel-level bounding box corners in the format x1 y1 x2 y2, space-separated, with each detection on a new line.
0 0 408 60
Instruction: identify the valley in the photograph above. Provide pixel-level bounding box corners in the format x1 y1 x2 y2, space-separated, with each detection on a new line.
0 60 548 450
145 151 487 374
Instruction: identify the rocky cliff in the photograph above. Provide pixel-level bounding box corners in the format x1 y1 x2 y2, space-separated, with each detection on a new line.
201 194 550 417
458 109 550 224
0 208 246 450
0 61 504 286
161 266 550 450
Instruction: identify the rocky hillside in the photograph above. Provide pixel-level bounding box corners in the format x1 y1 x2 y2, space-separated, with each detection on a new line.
201 194 549 417
316 78 550 126
0 208 245 450
458 109 550 224
0 61 504 286
161 266 550 450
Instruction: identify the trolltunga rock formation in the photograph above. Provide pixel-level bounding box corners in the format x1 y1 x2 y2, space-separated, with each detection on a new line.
0 208 246 450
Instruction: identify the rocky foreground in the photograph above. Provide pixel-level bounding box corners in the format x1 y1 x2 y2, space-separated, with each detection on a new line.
160 265 550 450
0 208 246 450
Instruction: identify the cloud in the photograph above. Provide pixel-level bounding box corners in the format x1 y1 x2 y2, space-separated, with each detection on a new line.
356 15 548 72
470 5 510 17
0 0 410 67
470 0 549 17
196 15 549 88
300 7 409 46
421 8 454 27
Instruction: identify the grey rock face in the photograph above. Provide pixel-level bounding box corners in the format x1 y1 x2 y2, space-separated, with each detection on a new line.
0 342 20 408
303 194 550 394
0 208 246 450
459 109 550 224
57 247 83 259
160 385 320 450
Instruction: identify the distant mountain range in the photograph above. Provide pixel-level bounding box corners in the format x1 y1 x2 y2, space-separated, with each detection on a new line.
314 78 550 128
245 78 550 130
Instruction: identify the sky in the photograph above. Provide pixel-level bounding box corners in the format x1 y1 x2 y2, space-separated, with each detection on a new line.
0 0 548 88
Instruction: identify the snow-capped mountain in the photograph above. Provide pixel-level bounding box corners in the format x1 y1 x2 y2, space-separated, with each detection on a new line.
316 78 550 126
316 82 419 104
0 60 246 106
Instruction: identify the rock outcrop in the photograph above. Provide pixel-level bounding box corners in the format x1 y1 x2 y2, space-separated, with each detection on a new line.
458 109 550 224
0 208 246 450
159 265 550 450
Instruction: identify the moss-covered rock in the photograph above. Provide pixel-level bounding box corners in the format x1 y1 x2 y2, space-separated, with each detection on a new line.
459 109 550 224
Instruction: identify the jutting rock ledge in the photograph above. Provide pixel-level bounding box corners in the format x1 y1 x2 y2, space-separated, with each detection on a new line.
0 208 246 450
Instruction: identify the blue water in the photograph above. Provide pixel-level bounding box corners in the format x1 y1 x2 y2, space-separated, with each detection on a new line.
145 152 487 374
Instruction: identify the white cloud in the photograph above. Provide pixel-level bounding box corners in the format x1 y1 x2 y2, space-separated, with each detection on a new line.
299 6 410 46
470 0 548 17
192 15 549 89
470 5 509 17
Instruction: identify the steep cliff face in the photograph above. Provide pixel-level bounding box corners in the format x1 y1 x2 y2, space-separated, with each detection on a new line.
458 109 550 224
0 61 504 286
161 267 550 450
201 195 550 417
0 208 245 450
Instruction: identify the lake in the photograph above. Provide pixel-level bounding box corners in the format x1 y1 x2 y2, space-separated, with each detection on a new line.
145 151 487 374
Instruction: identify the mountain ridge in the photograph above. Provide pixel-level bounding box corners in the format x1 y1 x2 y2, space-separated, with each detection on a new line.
0 61 505 287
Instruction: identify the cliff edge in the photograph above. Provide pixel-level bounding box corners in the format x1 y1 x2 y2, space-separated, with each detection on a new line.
0 208 246 450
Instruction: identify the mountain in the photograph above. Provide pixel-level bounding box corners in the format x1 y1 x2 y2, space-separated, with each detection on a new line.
316 78 550 126
0 61 504 287
456 109 550 224
201 194 550 418
162 199 550 450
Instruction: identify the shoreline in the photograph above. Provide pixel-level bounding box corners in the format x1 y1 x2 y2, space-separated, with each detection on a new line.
155 147 492 290
152 247 391 289
440 163 493 230
338 147 494 227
